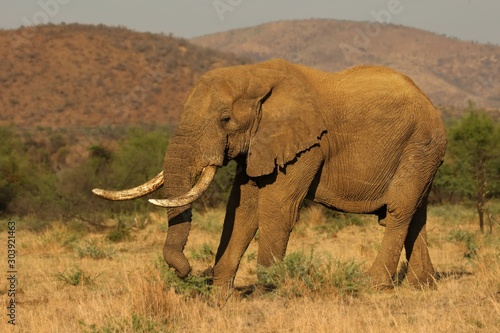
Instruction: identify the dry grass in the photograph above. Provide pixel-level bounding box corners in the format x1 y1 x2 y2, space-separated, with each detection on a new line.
1 205 499 333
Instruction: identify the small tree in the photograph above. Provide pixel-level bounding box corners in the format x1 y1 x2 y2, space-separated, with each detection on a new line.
447 102 500 232
0 127 25 212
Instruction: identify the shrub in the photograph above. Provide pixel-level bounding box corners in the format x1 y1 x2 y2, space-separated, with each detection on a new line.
258 251 365 298
448 230 479 259
56 267 98 286
433 104 500 231
190 243 215 263
74 239 115 259
154 255 212 297
106 219 134 243
329 259 366 296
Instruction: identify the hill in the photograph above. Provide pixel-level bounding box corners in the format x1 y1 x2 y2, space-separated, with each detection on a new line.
191 19 500 110
0 24 249 128
1 21 498 130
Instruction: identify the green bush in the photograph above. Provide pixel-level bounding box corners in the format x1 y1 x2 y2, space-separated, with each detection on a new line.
106 219 134 243
74 239 115 259
56 266 98 286
448 230 479 259
0 127 38 213
190 243 215 263
258 251 365 298
154 254 212 297
432 104 499 231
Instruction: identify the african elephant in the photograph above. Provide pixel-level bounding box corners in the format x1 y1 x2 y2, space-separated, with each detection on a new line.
93 59 446 293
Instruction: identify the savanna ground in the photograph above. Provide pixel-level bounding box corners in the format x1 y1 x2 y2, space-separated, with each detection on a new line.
1 203 499 333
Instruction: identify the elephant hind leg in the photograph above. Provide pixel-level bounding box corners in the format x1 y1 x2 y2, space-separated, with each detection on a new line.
367 208 412 289
368 165 430 287
404 196 436 289
368 141 441 289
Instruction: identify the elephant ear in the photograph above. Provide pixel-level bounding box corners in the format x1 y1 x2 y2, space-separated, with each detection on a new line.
246 68 327 177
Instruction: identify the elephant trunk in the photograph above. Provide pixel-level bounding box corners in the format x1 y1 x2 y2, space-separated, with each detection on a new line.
91 125 221 278
163 207 192 278
161 135 199 278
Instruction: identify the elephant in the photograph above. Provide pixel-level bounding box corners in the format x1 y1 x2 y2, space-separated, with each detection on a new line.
93 58 446 295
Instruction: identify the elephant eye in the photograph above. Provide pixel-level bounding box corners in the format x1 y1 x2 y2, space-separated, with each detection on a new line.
220 111 231 124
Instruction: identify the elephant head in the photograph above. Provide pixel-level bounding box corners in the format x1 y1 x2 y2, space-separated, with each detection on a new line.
92 59 327 277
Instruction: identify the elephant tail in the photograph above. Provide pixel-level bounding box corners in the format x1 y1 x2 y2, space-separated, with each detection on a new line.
92 171 164 200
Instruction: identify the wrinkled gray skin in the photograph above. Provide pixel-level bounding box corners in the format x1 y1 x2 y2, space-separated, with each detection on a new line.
95 59 446 295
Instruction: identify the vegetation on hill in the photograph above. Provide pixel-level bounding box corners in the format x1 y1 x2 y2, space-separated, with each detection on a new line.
2 21 499 131
192 19 500 110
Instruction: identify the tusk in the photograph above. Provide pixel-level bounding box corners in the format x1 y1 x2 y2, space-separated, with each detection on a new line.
92 172 164 200
149 166 217 208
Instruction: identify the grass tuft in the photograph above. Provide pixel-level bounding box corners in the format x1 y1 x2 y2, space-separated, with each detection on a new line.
190 242 215 263
448 229 479 259
258 251 365 298
106 219 134 243
56 266 99 286
154 254 213 297
74 239 115 259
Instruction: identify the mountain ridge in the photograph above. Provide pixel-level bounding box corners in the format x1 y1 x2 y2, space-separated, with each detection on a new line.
1 20 499 131
191 19 500 110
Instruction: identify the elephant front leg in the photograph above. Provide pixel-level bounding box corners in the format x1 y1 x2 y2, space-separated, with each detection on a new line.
255 148 323 285
212 172 259 301
256 203 296 272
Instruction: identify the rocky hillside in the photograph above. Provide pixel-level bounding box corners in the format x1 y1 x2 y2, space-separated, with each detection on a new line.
192 19 500 109
1 21 498 131
0 24 249 128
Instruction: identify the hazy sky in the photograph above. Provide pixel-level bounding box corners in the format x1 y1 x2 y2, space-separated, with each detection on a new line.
1 0 499 45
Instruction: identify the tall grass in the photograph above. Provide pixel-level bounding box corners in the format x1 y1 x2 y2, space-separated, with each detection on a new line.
1 205 499 332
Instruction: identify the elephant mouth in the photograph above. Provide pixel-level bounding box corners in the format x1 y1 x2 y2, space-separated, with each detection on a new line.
148 165 217 207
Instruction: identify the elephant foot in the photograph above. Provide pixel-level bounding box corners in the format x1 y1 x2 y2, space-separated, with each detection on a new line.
401 262 436 290
237 283 274 300
366 268 396 290
369 280 395 291
208 283 272 307
209 283 234 308
406 272 437 290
